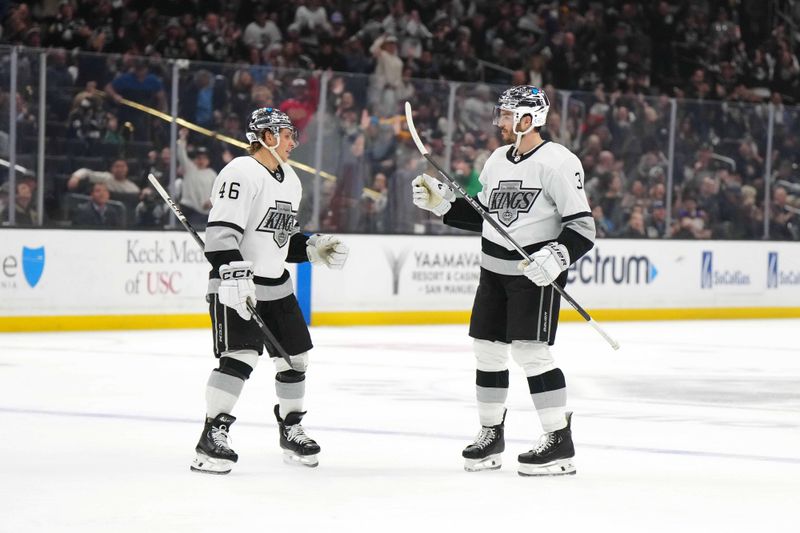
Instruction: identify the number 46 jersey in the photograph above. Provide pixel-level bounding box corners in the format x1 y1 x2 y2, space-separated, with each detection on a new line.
204 156 307 296
454 141 596 276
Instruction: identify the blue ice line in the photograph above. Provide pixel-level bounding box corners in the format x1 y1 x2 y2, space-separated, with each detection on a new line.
3 406 800 465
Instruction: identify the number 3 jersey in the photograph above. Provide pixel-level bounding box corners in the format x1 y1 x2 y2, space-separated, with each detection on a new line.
204 156 310 301
444 141 596 275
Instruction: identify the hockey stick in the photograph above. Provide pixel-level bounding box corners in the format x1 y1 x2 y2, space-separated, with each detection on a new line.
404 102 620 350
147 174 297 368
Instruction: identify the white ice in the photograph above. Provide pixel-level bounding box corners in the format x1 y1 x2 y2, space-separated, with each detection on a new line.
1 320 799 533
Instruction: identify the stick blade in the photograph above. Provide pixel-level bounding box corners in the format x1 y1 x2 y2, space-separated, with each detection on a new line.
404 101 428 155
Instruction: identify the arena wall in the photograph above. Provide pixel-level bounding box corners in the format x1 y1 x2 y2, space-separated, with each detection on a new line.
1 229 798 332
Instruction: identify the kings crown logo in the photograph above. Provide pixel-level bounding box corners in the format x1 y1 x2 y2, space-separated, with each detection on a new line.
488 181 541 226
256 201 298 247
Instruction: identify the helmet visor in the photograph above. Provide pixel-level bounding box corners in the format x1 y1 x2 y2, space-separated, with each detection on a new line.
492 106 514 127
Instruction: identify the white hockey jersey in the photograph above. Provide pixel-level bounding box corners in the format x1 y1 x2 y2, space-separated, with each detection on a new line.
464 141 596 275
204 156 303 300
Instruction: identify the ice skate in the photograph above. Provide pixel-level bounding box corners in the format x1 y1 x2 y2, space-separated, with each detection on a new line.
518 411 576 476
191 413 238 475
462 410 506 472
274 405 320 467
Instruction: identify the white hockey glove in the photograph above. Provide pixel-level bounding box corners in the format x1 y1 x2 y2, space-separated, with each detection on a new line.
218 261 256 320
307 234 349 269
519 243 570 287
412 173 455 216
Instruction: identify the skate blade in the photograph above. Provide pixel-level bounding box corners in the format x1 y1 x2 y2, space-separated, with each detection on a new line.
517 458 576 477
464 454 502 472
190 453 234 475
282 450 319 468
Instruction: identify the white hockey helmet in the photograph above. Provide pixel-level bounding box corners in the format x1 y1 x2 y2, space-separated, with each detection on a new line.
246 107 299 146
492 85 550 130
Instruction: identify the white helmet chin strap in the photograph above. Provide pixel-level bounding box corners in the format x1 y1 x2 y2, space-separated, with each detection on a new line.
512 116 536 155
258 134 284 165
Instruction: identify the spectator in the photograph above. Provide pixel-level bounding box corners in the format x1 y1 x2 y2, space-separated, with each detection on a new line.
0 179 40 226
134 187 168 227
176 128 217 228
362 172 388 232
105 59 166 140
242 7 282 50
289 0 331 41
45 48 74 122
328 132 369 232
45 1 91 49
645 201 668 238
279 77 319 137
71 182 122 227
67 159 140 195
153 18 185 59
369 34 403 116
144 147 171 184
618 210 647 238
180 69 227 129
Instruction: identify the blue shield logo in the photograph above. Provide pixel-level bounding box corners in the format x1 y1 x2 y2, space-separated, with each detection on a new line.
701 251 713 289
22 246 45 288
767 252 778 289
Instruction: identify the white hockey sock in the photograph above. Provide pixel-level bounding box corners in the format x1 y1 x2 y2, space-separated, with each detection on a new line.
526 368 567 433
275 379 305 418
206 370 244 418
476 369 509 426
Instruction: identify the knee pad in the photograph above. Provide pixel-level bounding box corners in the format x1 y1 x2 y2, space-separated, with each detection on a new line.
276 369 306 383
473 339 509 372
273 352 309 373
219 349 259 380
510 340 555 376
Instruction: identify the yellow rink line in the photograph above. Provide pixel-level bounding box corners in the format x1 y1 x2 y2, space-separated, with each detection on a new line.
2 307 800 332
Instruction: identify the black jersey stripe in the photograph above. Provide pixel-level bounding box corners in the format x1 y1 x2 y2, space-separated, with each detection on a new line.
561 211 592 223
481 237 550 260
254 269 290 286
207 220 245 234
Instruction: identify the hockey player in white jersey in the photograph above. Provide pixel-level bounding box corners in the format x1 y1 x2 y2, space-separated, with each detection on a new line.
191 107 349 474
412 86 595 476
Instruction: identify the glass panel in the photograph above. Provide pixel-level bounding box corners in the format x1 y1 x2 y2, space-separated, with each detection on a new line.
674 97 769 239
562 90 672 239
5 43 794 240
0 46 13 225
767 100 800 240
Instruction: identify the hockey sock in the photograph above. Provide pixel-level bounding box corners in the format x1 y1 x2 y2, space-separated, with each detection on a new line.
275 370 305 418
206 369 245 418
476 369 509 426
526 368 567 432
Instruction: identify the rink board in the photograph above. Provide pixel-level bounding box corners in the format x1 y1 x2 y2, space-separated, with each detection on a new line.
1 229 799 331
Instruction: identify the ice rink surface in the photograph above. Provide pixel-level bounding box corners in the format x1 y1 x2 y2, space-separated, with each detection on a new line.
1 319 799 533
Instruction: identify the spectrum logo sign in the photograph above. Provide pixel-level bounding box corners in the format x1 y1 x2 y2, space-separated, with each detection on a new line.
767 252 800 288
567 248 657 285
701 251 750 288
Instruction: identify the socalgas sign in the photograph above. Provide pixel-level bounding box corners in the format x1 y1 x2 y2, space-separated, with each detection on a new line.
700 251 751 288
767 251 800 288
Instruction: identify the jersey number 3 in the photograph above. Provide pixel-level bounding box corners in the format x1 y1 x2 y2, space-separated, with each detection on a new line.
218 181 241 199
575 172 583 190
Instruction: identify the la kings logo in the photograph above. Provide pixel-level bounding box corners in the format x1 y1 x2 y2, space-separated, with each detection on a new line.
488 181 541 226
256 201 298 247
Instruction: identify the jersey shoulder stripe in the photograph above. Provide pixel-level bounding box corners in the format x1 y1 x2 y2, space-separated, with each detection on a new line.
207 220 244 233
561 211 592 223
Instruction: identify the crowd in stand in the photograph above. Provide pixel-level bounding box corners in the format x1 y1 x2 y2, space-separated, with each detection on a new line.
0 0 798 239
